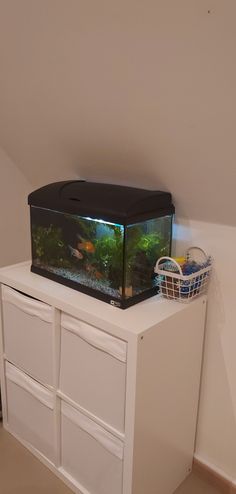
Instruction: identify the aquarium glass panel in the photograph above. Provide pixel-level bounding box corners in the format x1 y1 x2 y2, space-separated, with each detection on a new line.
124 216 172 298
31 207 124 299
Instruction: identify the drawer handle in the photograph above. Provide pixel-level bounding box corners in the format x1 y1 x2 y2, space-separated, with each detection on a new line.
62 401 124 460
61 314 127 363
2 286 53 323
6 362 54 410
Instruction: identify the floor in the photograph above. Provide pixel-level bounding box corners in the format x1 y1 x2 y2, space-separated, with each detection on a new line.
0 423 222 494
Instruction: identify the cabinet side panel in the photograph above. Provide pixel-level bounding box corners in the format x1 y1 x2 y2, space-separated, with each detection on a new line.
132 298 206 494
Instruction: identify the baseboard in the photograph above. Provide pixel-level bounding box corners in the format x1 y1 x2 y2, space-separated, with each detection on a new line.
193 455 236 494
4 424 85 494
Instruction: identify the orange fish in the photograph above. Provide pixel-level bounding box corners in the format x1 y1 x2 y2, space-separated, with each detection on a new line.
77 241 95 254
85 264 103 279
95 271 103 280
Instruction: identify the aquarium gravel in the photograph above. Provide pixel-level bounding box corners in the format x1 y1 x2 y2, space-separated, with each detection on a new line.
45 266 121 299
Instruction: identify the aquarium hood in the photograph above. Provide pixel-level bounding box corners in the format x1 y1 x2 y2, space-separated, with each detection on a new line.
28 180 175 225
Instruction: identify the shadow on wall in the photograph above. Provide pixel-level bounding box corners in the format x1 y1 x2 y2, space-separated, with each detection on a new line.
173 217 236 479
195 273 236 477
0 1 236 226
0 147 32 267
71 146 167 191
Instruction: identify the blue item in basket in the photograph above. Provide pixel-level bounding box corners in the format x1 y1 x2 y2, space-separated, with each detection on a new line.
181 258 211 276
162 261 180 273
179 263 201 297
180 282 190 295
182 262 199 275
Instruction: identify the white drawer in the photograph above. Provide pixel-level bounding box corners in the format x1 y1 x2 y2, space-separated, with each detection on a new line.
59 313 127 433
61 401 123 494
5 362 54 462
2 285 53 386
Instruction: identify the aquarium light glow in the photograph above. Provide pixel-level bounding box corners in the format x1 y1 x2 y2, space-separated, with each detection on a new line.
83 216 123 228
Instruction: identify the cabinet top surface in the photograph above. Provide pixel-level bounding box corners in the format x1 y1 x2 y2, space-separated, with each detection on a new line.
0 261 206 338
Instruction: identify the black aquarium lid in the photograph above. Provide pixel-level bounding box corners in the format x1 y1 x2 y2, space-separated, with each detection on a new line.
28 180 175 224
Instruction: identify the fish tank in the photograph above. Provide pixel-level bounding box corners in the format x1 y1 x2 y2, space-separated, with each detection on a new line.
28 181 175 308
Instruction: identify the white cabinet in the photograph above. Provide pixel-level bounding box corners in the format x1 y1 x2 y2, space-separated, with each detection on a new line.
60 312 127 433
2 285 53 386
61 401 123 494
5 362 54 462
0 262 206 494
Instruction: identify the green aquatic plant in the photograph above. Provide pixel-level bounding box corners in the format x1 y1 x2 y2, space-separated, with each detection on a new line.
67 214 97 240
93 230 124 288
126 229 170 289
32 225 72 268
137 232 169 262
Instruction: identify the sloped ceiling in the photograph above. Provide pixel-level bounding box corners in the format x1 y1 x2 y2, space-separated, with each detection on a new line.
0 0 236 224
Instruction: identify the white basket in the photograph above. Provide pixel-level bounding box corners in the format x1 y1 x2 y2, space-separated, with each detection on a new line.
154 247 212 302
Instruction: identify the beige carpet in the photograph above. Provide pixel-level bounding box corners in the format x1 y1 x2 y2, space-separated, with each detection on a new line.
0 423 222 494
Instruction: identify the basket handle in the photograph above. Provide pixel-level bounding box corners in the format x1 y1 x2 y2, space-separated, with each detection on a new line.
154 256 184 276
186 246 208 262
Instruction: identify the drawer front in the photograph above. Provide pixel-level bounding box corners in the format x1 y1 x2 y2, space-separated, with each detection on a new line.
2 285 53 386
6 362 54 462
60 313 127 433
61 401 123 494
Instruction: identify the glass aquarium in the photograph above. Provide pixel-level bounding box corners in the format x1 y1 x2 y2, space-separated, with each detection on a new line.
29 181 174 308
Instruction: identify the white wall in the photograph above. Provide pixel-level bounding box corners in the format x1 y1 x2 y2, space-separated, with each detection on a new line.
0 148 32 266
0 0 235 482
0 0 236 225
174 219 236 480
